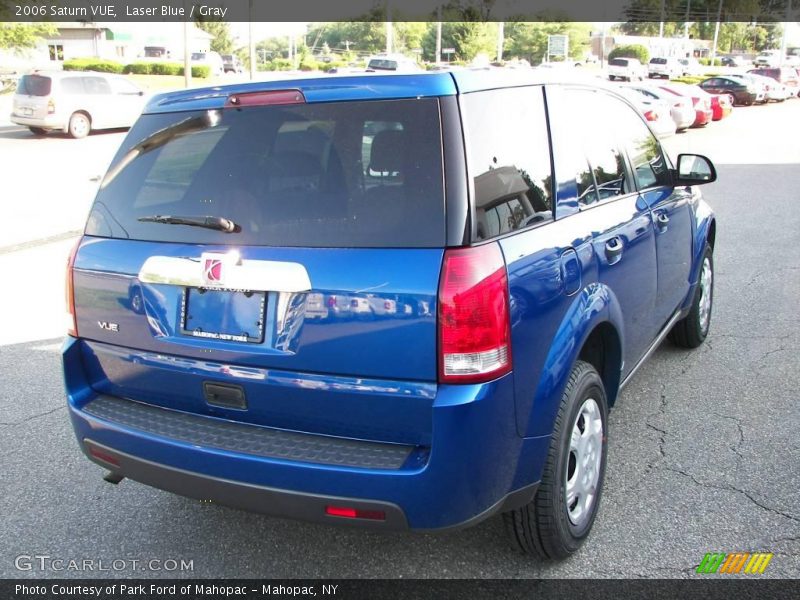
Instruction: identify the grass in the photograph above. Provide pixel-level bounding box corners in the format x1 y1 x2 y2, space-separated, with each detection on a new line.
124 74 227 93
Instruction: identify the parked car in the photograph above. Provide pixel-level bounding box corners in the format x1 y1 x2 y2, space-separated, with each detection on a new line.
698 76 758 106
365 54 421 73
10 71 147 138
678 57 703 76
728 72 787 102
748 67 800 97
221 54 243 74
648 57 682 79
608 57 645 81
657 82 714 127
64 70 717 560
614 85 677 138
191 51 224 76
621 83 696 131
708 93 733 121
720 55 747 67
754 50 781 67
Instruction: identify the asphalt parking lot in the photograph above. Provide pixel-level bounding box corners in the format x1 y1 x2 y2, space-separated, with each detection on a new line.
0 92 798 579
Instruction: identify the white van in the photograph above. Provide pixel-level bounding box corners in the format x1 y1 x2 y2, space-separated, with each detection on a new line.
10 71 147 138
608 58 645 81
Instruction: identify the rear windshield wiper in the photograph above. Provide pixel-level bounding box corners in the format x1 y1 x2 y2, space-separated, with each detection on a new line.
138 215 239 233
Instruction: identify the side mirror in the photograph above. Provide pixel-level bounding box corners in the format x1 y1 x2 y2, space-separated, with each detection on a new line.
674 153 717 186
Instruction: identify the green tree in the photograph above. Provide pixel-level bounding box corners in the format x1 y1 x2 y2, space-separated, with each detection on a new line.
196 21 234 54
421 22 496 62
504 22 591 64
0 23 55 49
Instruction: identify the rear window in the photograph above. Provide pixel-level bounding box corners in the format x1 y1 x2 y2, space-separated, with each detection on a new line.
367 59 398 71
650 58 667 64
609 59 629 67
17 75 51 96
86 98 445 248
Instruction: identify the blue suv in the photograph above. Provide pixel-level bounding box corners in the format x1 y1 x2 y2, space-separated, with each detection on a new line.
63 70 717 559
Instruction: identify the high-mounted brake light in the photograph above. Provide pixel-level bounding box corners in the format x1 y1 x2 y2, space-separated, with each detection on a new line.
438 243 512 384
225 89 305 108
66 239 80 337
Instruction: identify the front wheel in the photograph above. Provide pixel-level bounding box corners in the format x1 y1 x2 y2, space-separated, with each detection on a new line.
503 360 608 560
68 112 91 139
669 244 713 348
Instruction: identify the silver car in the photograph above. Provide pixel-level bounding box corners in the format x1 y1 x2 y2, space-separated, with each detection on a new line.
10 71 147 138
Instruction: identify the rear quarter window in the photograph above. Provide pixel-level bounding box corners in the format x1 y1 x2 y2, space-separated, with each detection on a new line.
461 86 554 241
86 98 446 248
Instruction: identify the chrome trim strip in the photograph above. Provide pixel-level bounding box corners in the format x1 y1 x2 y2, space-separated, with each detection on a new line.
619 308 683 391
138 255 311 293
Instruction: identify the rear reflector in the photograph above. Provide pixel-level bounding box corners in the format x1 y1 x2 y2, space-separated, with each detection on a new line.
325 506 386 521
65 239 80 337
225 89 305 108
88 446 120 467
438 243 512 383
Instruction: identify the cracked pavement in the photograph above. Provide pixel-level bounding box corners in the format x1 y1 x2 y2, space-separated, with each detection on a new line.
0 103 798 579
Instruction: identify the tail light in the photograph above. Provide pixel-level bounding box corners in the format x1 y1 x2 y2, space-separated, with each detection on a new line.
438 243 511 383
47 98 55 114
644 109 659 121
66 239 80 337
350 299 359 308
384 301 392 310
327 295 336 308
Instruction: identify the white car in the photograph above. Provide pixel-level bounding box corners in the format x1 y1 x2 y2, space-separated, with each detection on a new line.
678 58 703 76
608 58 645 81
10 71 147 138
365 54 421 73
614 86 676 139
648 57 682 79
754 50 781 67
620 83 696 131
191 51 224 76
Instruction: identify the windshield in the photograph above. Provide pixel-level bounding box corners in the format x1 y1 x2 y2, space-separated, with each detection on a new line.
17 74 52 96
86 98 446 248
367 59 399 71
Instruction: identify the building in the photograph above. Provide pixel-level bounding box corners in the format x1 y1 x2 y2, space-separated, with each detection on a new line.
591 34 712 61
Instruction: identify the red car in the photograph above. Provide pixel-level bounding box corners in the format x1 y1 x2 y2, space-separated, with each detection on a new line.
657 83 714 127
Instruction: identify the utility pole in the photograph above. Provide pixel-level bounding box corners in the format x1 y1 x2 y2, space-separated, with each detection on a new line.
684 0 691 38
659 0 665 38
497 22 504 62
779 0 791 66
385 19 392 54
436 7 442 64
183 20 191 88
248 10 256 79
710 0 723 65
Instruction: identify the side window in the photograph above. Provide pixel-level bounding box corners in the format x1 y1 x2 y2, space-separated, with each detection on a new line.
462 86 554 241
60 78 84 95
611 99 672 190
82 76 112 95
110 78 142 95
567 90 630 207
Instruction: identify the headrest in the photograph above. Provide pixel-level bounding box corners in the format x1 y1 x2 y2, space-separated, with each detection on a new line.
369 129 406 174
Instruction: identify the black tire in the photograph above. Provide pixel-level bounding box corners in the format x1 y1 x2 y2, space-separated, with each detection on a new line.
503 360 608 560
669 244 714 348
28 127 47 136
68 112 91 139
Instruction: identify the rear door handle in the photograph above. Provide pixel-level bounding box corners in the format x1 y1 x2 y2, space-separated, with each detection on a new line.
656 212 670 232
605 237 623 264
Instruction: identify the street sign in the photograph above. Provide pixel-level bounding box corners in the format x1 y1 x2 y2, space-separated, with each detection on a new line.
443 48 455 54
547 35 569 58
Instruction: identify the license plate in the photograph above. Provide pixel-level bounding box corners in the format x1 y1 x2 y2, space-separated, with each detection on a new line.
180 288 266 343
22 107 33 116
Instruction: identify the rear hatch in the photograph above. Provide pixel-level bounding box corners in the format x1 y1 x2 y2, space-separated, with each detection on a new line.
71 92 448 445
13 74 53 119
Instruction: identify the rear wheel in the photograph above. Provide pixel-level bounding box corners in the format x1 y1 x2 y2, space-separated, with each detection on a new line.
503 360 608 560
28 127 47 136
669 244 713 348
68 112 91 139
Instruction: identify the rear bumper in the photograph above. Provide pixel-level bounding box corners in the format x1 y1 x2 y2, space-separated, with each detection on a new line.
10 114 65 130
64 337 549 530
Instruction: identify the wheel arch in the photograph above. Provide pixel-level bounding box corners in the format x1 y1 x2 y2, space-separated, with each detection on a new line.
520 283 625 439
